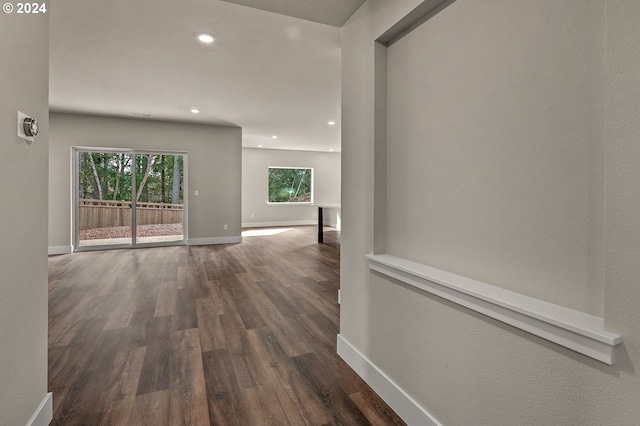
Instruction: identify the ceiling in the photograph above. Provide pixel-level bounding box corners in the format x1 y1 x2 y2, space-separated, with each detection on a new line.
221 0 366 27
49 0 363 152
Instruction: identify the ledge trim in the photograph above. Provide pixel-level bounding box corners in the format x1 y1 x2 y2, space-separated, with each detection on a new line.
367 254 621 365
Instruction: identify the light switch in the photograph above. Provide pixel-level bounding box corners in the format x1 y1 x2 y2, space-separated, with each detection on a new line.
194 190 200 197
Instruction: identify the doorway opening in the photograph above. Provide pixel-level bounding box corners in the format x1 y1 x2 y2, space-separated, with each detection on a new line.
73 148 187 250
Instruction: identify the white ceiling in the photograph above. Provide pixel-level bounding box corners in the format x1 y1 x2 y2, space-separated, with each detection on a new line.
49 0 357 152
221 0 366 27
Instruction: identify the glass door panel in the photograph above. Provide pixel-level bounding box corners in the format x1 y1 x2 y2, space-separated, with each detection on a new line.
77 151 133 247
134 153 184 244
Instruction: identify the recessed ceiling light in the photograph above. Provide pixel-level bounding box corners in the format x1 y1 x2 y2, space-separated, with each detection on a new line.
198 33 214 44
272 135 278 139
328 121 336 126
329 149 334 152
258 145 263 148
191 109 200 113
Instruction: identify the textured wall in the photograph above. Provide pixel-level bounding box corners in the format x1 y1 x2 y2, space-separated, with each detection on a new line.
341 0 640 424
0 3 50 425
242 148 341 227
386 0 605 314
49 113 242 247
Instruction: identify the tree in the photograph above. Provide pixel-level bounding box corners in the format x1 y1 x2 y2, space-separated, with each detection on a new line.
112 154 122 200
136 155 153 202
172 155 181 204
77 151 182 204
160 155 166 203
268 167 312 202
88 153 103 200
293 169 307 198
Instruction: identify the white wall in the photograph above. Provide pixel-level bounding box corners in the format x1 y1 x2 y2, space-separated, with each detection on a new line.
242 148 341 227
0 3 51 425
49 113 242 249
341 0 640 424
386 0 604 315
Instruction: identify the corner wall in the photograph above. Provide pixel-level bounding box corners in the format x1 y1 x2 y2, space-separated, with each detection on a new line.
340 0 640 424
49 113 242 249
0 3 51 425
386 0 605 314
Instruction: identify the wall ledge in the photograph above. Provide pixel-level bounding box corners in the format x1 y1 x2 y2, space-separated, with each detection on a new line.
367 254 621 364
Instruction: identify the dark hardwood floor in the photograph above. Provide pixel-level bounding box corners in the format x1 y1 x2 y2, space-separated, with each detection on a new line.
48 226 405 425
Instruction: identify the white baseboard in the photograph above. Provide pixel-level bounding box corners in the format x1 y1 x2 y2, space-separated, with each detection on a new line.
26 392 52 426
337 334 440 426
187 236 242 246
48 245 72 256
324 220 340 229
242 220 316 228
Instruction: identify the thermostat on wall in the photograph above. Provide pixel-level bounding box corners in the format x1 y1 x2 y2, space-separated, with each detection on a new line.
17 111 38 142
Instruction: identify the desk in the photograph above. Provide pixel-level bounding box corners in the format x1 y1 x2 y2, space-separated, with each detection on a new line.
316 204 340 243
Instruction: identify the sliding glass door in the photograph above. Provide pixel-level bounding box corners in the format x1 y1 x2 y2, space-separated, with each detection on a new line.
74 149 186 251
134 153 184 244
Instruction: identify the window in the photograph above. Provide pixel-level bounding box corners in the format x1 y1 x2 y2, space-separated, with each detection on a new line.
268 167 313 203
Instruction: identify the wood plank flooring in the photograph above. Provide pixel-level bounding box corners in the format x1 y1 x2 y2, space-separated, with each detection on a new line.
48 226 405 425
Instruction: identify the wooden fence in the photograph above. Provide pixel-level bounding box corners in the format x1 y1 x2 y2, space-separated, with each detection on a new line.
289 193 311 202
79 199 183 230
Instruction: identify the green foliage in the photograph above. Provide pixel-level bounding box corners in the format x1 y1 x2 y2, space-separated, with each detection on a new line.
78 152 183 204
268 167 312 203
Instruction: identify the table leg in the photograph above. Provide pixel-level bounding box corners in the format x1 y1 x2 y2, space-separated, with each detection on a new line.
318 206 324 243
